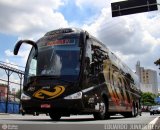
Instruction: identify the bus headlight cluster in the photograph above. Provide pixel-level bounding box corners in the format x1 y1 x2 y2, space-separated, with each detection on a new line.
64 91 82 99
21 93 31 100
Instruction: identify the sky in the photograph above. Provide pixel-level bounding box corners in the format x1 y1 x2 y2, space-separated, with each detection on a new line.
0 0 160 91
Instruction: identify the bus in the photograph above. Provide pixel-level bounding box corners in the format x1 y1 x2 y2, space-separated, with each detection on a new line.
14 28 141 120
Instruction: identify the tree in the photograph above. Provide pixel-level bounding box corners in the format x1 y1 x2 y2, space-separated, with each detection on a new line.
141 92 156 107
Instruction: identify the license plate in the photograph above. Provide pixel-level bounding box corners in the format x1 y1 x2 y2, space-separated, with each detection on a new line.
41 104 51 108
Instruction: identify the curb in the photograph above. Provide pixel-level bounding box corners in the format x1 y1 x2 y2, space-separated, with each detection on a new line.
0 113 9 115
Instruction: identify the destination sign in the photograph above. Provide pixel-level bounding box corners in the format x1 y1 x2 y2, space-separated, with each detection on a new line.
47 39 75 46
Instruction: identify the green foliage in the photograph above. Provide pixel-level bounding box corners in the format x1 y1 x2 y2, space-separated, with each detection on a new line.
141 92 156 106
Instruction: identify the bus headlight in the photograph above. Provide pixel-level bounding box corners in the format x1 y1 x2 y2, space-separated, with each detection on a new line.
64 91 82 99
21 93 31 100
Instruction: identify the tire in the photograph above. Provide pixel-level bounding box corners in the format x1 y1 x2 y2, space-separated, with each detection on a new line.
135 106 138 117
22 112 25 116
123 103 136 118
131 104 136 117
93 97 109 120
49 113 61 121
139 110 142 116
36 112 39 116
150 112 152 115
33 112 36 116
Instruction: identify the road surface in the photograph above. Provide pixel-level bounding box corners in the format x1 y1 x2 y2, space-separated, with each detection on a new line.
0 112 160 130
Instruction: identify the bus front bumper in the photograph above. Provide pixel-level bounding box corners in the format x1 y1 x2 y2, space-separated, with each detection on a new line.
21 99 84 115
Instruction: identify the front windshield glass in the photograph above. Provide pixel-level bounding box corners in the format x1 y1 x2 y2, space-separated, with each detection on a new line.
25 34 80 83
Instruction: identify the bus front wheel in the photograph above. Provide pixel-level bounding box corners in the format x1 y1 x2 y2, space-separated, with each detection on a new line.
93 98 109 120
49 112 61 121
123 103 137 118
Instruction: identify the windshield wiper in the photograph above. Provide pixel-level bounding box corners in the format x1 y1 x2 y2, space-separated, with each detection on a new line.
30 75 74 84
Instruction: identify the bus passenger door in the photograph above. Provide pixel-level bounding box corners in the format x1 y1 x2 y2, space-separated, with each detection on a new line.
81 39 101 110
82 39 98 89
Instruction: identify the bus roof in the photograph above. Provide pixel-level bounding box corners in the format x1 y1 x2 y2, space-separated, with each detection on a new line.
45 28 83 36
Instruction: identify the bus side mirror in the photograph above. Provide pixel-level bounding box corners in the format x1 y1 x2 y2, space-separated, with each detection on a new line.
14 40 38 57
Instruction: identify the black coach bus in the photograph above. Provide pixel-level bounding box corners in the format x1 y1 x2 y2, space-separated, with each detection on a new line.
14 28 141 120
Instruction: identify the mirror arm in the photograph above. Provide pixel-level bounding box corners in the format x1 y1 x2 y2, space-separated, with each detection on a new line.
14 40 38 57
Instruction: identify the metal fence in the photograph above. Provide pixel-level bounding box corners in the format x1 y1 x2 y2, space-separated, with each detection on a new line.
0 62 24 113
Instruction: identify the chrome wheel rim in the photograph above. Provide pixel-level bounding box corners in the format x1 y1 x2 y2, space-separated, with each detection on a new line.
100 102 106 115
132 106 134 116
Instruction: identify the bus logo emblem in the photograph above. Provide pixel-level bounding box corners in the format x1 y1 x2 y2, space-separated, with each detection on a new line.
33 86 65 99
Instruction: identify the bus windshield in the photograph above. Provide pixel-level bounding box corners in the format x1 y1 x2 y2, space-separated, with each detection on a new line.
25 35 80 83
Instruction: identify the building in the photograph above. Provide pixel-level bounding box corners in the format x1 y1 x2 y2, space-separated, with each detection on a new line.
0 83 8 100
136 61 158 95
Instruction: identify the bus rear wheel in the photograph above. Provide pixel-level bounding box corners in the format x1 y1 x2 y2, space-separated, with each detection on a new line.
123 103 136 118
49 112 61 121
131 103 138 117
93 98 109 120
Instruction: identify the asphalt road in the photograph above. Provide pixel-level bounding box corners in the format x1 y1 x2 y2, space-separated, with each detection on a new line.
0 112 160 130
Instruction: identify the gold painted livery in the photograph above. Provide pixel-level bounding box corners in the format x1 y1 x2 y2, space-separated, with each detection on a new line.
33 86 65 99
